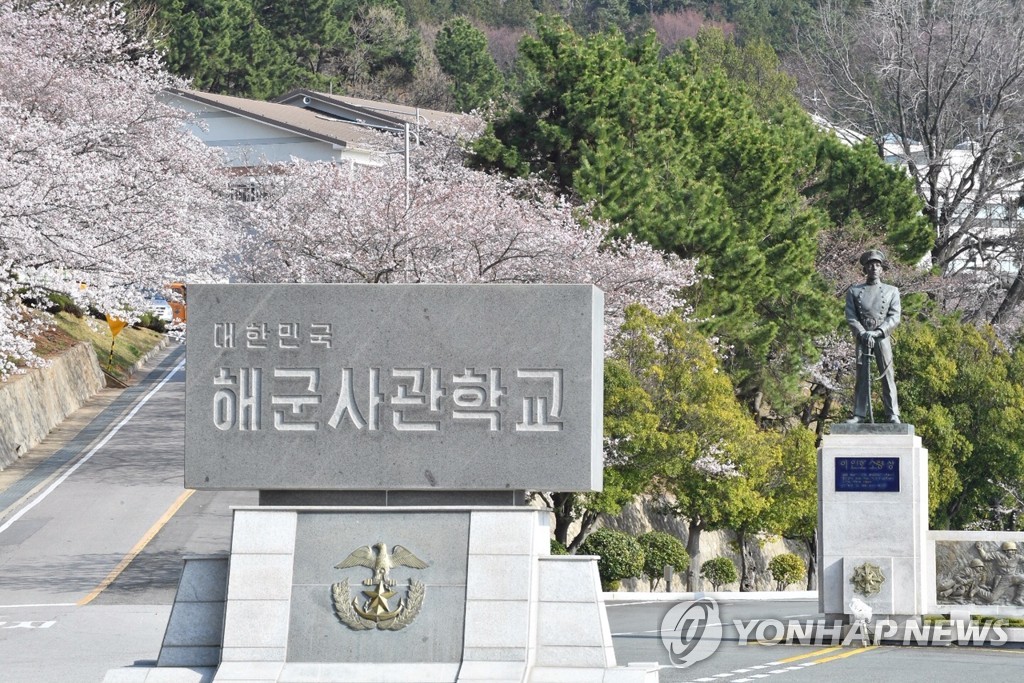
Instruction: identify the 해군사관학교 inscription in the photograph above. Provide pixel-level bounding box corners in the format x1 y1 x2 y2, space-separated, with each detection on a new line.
835 457 900 493
185 284 603 492
209 365 563 434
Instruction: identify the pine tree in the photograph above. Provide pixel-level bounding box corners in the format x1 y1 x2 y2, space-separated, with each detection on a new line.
434 17 503 112
476 19 836 411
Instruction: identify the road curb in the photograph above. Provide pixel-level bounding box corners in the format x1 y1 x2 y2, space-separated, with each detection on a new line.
602 590 817 603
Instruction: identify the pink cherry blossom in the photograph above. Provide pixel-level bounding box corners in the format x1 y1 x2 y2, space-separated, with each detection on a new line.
0 1 233 378
234 129 698 337
0 1 697 381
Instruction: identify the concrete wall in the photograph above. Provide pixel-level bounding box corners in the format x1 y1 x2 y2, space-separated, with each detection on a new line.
0 342 104 469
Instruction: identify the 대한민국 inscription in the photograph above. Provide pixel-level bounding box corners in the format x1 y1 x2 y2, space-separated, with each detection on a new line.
185 284 603 491
834 457 900 493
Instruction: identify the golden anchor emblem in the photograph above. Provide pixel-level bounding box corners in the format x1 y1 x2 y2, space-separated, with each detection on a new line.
331 542 429 631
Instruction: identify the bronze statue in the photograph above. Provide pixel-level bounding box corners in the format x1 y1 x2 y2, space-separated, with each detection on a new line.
845 250 901 424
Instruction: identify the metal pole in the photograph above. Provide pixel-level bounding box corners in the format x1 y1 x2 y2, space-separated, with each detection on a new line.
404 123 410 211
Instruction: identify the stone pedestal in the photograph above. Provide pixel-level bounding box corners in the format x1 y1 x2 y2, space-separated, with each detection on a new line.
818 424 929 619
107 506 658 683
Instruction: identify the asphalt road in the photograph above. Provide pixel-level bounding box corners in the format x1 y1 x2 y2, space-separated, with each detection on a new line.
605 598 1024 682
0 344 253 682
1 343 1023 682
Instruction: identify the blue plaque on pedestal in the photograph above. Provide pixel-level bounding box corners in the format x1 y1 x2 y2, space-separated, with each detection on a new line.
835 457 900 492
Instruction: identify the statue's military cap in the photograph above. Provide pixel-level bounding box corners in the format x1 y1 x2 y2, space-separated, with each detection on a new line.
859 249 886 266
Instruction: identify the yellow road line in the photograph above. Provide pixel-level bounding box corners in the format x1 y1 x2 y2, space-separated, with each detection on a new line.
77 489 194 606
809 645 878 664
775 646 843 663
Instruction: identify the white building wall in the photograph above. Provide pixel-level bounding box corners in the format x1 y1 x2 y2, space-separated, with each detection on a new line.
167 96 377 167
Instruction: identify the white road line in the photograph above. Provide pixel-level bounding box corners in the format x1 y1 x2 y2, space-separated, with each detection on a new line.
614 620 728 636
0 355 185 537
0 603 76 609
605 601 655 607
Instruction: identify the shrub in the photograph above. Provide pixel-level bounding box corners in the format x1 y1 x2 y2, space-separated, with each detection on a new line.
135 311 167 333
637 531 689 590
550 539 569 556
700 556 738 591
44 291 84 317
578 527 645 591
768 553 806 591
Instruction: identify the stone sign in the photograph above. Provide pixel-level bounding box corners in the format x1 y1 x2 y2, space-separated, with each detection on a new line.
184 284 603 491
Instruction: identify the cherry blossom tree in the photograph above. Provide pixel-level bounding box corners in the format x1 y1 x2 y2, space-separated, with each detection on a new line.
0 1 233 378
233 130 698 334
0 2 695 382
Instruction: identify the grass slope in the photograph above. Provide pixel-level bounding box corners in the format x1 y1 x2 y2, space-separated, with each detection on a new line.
41 312 164 382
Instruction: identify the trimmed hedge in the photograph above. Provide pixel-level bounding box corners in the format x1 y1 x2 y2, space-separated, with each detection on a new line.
637 531 688 590
578 527 645 591
768 553 806 590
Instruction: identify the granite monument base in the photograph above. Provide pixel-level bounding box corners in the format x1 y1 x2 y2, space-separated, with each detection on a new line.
818 424 929 619
105 507 658 683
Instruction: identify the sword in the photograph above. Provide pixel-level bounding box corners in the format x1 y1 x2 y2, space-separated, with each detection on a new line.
858 335 876 424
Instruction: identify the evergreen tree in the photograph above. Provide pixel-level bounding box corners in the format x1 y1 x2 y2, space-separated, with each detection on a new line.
475 19 832 410
806 137 932 265
255 0 341 75
154 0 298 96
434 17 504 112
234 16 303 98
476 19 930 414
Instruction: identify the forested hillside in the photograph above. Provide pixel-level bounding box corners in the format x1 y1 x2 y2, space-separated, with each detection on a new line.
139 0 817 105
127 0 1024 538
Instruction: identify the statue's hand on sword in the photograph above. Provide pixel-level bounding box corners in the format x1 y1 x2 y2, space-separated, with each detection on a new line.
860 330 880 351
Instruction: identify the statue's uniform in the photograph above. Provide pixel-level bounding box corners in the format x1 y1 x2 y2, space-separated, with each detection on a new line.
845 282 900 421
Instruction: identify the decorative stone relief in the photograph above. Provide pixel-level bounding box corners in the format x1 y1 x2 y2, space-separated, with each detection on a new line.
936 540 1024 606
851 562 886 597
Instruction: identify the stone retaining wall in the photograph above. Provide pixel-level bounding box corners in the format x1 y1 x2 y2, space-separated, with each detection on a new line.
0 342 104 469
598 496 812 592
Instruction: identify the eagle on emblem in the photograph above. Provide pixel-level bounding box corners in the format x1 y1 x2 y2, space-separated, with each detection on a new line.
335 542 429 588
